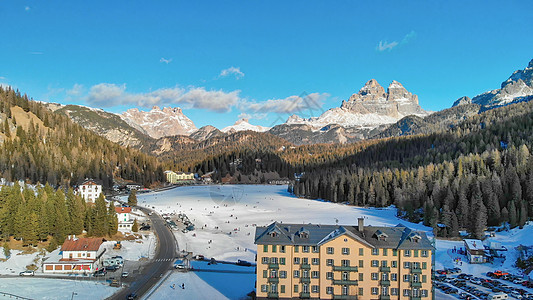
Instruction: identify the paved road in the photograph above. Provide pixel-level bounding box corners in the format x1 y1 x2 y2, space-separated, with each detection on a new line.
110 206 178 300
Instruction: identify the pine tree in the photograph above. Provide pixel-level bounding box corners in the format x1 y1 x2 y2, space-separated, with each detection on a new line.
3 241 10 258
132 219 139 232
509 200 518 228
128 190 137 206
91 194 108 236
107 201 118 236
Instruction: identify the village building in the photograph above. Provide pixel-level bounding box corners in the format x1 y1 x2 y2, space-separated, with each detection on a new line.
255 218 434 300
464 239 487 264
165 170 195 184
42 236 105 273
77 179 103 203
115 206 134 231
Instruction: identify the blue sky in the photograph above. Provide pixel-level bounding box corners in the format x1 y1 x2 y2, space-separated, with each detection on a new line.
1 1 532 129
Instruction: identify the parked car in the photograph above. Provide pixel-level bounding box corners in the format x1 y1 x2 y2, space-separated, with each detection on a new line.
19 270 34 276
110 279 120 287
121 272 129 278
105 265 119 272
511 291 523 299
126 293 137 300
236 259 252 266
93 270 107 277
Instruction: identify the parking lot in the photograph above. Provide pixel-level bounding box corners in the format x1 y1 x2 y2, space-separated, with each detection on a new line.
435 268 533 300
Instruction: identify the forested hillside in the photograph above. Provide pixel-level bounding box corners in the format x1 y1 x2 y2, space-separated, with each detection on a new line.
0 86 164 188
197 100 533 238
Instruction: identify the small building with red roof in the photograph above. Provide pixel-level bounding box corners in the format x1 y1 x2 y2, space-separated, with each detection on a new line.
116 206 134 231
42 236 106 274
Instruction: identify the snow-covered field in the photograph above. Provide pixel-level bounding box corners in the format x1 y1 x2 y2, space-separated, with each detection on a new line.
0 277 119 300
137 185 431 263
102 232 157 261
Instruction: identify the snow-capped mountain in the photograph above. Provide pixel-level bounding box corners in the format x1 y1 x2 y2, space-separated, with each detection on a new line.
455 59 533 108
121 106 197 139
284 79 429 131
221 119 270 133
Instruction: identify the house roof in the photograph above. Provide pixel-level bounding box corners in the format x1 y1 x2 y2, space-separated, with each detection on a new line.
115 207 132 214
464 239 485 251
79 178 103 186
255 222 433 250
61 237 104 252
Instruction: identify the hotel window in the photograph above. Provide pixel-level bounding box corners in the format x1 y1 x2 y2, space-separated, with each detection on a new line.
372 248 379 255
421 289 428 297
342 259 350 267
263 245 268 252
271 284 278 293
312 258 319 265
294 270 300 278
392 261 397 268
413 262 420 269
383 248 388 256
280 271 287 278
312 246 319 253
303 284 309 293
294 246 299 253
381 260 388 267
312 285 319 293
326 272 333 280
404 250 411 257
371 260 379 267
342 247 350 255
342 272 349 280
280 285 285 294
326 287 333 294
422 275 427 283
358 288 364 296
327 247 334 254
261 285 268 292
280 258 286 265
404 262 411 269
302 246 310 253
303 270 309 278
382 273 389 281
391 288 399 295
294 285 299 293
359 260 364 268
342 285 348 296
403 274 411 282
294 257 300 264
270 257 278 264
302 258 309 265
272 245 277 253
371 273 378 280
359 248 364 256
382 286 389 296
391 273 398 281
280 246 286 253
421 250 428 257
371 287 378 295
312 271 319 279
393 249 398 256
359 273 364 281
262 257 269 264
270 269 278 278
263 270 268 278
422 262 427 269
403 289 411 296
326 259 333 266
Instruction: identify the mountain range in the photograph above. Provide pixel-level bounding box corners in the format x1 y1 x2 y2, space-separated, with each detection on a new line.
46 58 533 150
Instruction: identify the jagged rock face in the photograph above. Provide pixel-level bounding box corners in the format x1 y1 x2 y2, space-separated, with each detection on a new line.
340 79 426 118
473 59 533 107
190 125 224 141
452 96 472 107
121 106 197 139
221 119 270 133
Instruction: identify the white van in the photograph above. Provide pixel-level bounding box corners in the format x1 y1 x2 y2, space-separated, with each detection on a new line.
487 292 508 300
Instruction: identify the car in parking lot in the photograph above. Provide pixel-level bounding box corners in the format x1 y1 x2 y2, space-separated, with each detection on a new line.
511 291 523 299
126 293 137 299
93 269 107 277
121 272 129 278
470 278 482 285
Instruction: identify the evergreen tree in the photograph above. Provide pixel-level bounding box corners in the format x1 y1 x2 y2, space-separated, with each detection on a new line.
107 201 118 236
91 194 108 236
132 219 139 232
128 190 137 206
3 241 10 258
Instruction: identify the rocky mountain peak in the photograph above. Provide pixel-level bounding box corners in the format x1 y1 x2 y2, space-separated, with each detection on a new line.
452 96 472 107
221 119 270 133
121 106 197 139
356 79 387 99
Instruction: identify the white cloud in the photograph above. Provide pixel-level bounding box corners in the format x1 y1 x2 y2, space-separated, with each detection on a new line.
219 67 244 79
377 40 399 52
85 83 239 112
238 112 267 120
376 31 416 52
25 6 30 11
160 58 172 64
242 93 329 114
66 83 84 96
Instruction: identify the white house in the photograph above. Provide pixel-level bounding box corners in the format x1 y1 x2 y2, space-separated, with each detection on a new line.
115 206 134 231
464 239 487 264
77 179 103 203
43 236 105 273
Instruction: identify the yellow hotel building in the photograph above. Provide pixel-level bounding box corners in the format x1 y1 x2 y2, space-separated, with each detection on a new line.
254 218 434 300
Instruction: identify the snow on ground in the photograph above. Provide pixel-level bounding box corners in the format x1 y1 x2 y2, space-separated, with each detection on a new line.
148 261 255 300
136 185 432 263
0 249 41 275
0 277 119 300
102 232 157 261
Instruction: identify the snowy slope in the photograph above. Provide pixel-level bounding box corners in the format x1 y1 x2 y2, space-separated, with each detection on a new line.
121 106 197 139
221 119 270 133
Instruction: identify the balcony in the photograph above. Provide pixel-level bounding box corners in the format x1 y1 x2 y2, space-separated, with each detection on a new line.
380 266 391 272
333 265 358 272
268 263 279 269
411 281 422 288
411 268 422 274
380 280 390 286
332 295 358 300
300 292 310 299
300 264 311 270
267 292 279 299
268 277 279 283
380 296 391 300
332 280 358 285
300 277 311 283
